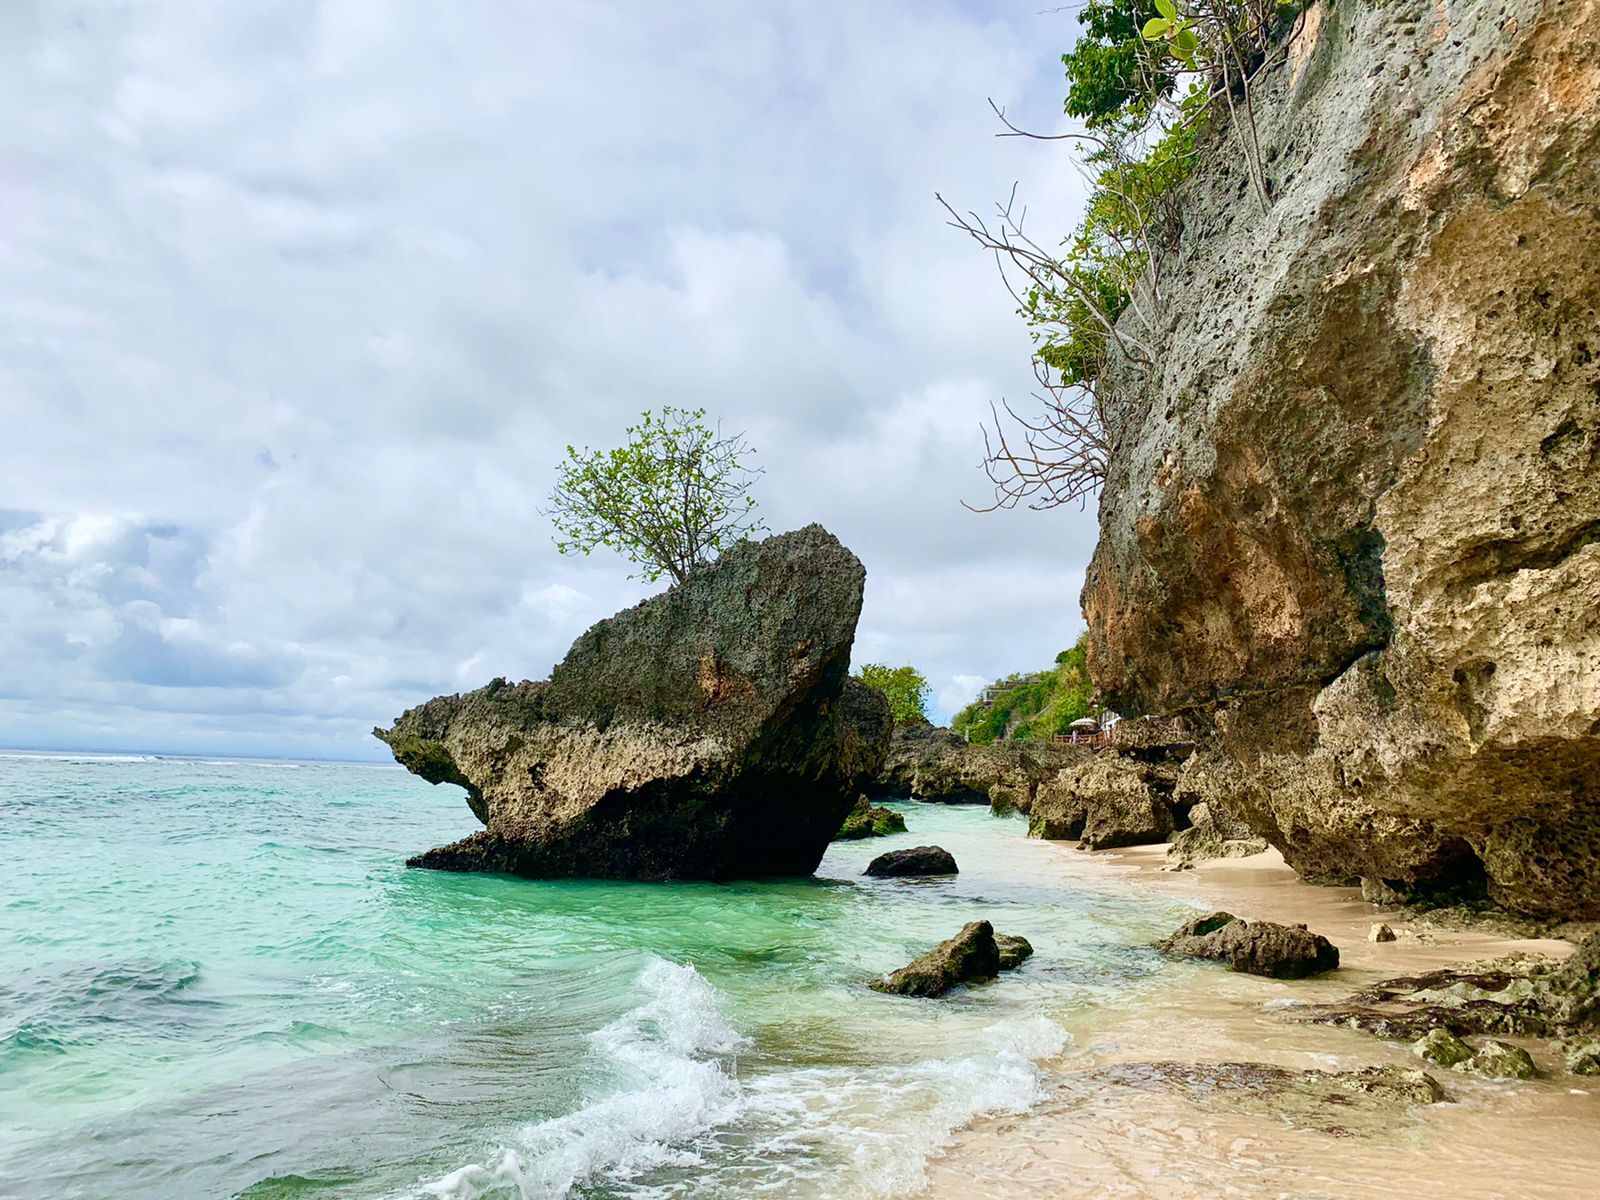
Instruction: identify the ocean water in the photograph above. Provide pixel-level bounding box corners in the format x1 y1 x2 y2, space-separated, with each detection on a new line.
0 752 1193 1200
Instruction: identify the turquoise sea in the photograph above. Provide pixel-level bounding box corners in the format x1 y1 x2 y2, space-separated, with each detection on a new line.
0 752 1194 1200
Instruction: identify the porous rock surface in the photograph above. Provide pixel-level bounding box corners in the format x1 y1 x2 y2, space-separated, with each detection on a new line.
1159 911 1341 979
1082 0 1600 918
375 525 890 880
1167 801 1269 868
1305 930 1600 1041
871 722 1084 813
1028 751 1180 848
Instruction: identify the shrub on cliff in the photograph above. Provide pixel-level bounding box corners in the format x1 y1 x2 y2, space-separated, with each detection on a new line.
946 1 1307 514
953 634 1095 745
547 406 766 584
854 663 932 725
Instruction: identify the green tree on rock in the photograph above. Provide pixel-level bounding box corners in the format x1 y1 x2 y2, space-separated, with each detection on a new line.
547 406 766 585
855 664 932 725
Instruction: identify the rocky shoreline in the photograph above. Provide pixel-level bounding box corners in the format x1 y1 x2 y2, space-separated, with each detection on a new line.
918 836 1600 1199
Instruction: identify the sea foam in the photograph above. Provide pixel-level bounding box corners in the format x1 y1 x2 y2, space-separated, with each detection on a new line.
421 957 746 1200
418 960 1068 1200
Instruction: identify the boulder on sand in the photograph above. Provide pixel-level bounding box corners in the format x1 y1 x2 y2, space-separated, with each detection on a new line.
1167 801 1268 868
870 920 1032 997
375 525 891 880
1029 753 1179 848
864 845 958 878
1158 911 1341 979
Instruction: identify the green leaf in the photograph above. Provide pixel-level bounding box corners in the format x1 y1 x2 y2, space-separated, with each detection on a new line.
1174 27 1199 53
1155 0 1179 19
1141 17 1170 40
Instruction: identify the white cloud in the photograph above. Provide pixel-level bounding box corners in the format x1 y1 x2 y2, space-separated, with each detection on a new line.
0 0 1098 755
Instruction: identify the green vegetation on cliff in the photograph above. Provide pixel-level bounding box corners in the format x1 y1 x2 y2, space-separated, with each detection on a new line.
952 635 1094 745
951 1 1305 513
854 663 931 725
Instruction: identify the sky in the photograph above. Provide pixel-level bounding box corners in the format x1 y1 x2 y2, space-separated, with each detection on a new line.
0 0 1099 761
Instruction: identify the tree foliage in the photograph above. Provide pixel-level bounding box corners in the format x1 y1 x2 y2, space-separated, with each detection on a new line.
1063 0 1180 132
950 1 1306 515
548 407 765 585
855 663 932 725
952 635 1095 745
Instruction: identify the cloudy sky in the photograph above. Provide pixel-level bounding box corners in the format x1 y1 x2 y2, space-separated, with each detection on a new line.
1 0 1098 760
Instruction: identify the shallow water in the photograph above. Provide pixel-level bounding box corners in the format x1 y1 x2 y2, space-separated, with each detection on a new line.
0 752 1195 1199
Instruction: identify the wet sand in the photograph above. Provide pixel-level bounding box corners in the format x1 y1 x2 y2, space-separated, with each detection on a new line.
920 843 1600 1200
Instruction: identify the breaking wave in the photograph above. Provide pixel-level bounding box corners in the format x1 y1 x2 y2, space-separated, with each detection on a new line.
417 959 1067 1200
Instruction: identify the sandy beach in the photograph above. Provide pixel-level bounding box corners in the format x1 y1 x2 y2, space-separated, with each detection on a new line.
920 842 1600 1200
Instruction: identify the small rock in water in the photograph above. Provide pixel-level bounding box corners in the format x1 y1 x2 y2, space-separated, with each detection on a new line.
870 920 1000 997
996 934 1034 970
1157 911 1340 979
1369 922 1397 943
1559 1035 1600 1076
1462 1039 1538 1080
835 796 906 840
1413 1028 1473 1068
864 845 957 877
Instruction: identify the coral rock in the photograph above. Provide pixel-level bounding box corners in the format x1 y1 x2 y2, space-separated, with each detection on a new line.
376 525 890 880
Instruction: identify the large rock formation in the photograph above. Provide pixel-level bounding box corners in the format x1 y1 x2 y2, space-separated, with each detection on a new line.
871 722 1085 813
1028 751 1180 848
376 525 890 880
1082 0 1600 917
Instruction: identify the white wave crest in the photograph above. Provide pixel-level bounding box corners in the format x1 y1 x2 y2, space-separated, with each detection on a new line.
420 957 746 1200
418 964 1069 1200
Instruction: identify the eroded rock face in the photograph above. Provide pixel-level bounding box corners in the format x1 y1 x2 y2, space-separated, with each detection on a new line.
1159 912 1341 979
1082 0 1600 918
1028 750 1183 848
1167 801 1269 868
871 723 1084 813
376 525 890 880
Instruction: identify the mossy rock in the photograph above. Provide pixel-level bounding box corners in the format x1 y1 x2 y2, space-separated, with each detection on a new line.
1413 1027 1473 1068
835 796 907 840
1460 1039 1537 1080
1559 1034 1600 1075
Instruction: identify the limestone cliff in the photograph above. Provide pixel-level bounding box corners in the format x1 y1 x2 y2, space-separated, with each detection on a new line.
1083 0 1600 917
